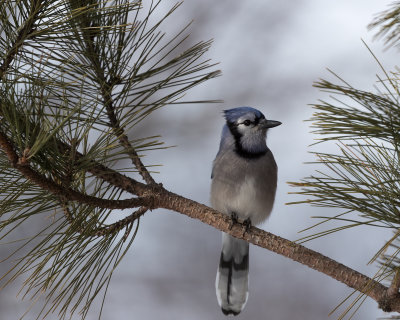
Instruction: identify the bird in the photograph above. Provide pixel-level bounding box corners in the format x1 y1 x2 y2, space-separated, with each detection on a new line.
210 106 281 316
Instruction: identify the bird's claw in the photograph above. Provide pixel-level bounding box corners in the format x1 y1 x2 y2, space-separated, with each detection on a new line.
229 212 239 230
243 218 252 236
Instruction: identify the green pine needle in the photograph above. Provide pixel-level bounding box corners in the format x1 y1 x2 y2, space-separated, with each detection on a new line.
0 0 220 319
289 3 400 318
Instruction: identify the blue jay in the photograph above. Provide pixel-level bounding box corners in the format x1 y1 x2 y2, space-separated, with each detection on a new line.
211 107 281 315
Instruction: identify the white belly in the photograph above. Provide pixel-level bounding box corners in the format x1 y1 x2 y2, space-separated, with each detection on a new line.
210 148 277 226
210 174 275 225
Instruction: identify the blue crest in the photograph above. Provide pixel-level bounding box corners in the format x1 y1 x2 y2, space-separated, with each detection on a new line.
223 106 265 123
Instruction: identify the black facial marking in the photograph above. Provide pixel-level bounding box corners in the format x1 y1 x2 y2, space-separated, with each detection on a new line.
227 121 242 140
226 120 268 159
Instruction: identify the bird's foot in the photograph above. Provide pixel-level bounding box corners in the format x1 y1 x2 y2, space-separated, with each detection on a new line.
242 218 252 236
229 212 239 230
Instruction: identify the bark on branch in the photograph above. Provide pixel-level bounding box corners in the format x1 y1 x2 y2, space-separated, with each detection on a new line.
0 131 154 210
151 188 400 313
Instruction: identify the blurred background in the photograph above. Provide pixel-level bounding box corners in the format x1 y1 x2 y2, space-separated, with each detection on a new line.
2 0 400 319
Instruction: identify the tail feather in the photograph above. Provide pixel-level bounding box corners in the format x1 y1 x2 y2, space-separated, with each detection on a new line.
216 233 249 315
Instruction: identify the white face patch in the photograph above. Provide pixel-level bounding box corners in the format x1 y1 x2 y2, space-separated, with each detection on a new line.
236 113 258 134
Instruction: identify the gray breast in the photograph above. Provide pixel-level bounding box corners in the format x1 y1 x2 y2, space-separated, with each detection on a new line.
210 149 277 225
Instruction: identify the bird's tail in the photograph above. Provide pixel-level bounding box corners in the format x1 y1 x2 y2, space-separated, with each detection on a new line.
216 233 249 316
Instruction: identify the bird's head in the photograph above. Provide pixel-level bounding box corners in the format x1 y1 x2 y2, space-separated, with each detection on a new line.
223 106 281 157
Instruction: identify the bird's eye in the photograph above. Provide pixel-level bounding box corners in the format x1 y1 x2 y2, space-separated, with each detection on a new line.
243 120 252 126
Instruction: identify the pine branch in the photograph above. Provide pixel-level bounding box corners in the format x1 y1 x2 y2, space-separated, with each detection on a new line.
61 201 147 237
71 6 155 185
0 129 153 209
101 81 156 185
43 126 400 314
0 1 221 318
52 148 400 314
4 102 395 315
369 2 400 49
132 185 400 313
287 3 400 316
0 0 42 77
5 120 400 314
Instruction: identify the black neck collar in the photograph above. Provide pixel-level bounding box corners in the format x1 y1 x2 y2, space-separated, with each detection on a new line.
234 142 268 159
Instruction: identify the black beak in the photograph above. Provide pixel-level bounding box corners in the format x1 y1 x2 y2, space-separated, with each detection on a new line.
262 119 282 129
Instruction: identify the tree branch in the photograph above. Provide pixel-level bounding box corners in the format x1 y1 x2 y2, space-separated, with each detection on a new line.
56 139 152 196
0 130 153 210
3 116 400 313
152 189 400 313
3 113 398 312
41 135 400 312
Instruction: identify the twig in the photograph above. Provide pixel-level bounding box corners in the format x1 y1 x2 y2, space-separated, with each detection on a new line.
55 140 152 196
58 147 148 238
61 200 147 237
0 0 42 77
0 130 153 210
95 206 147 237
104 93 156 185
79 20 156 185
